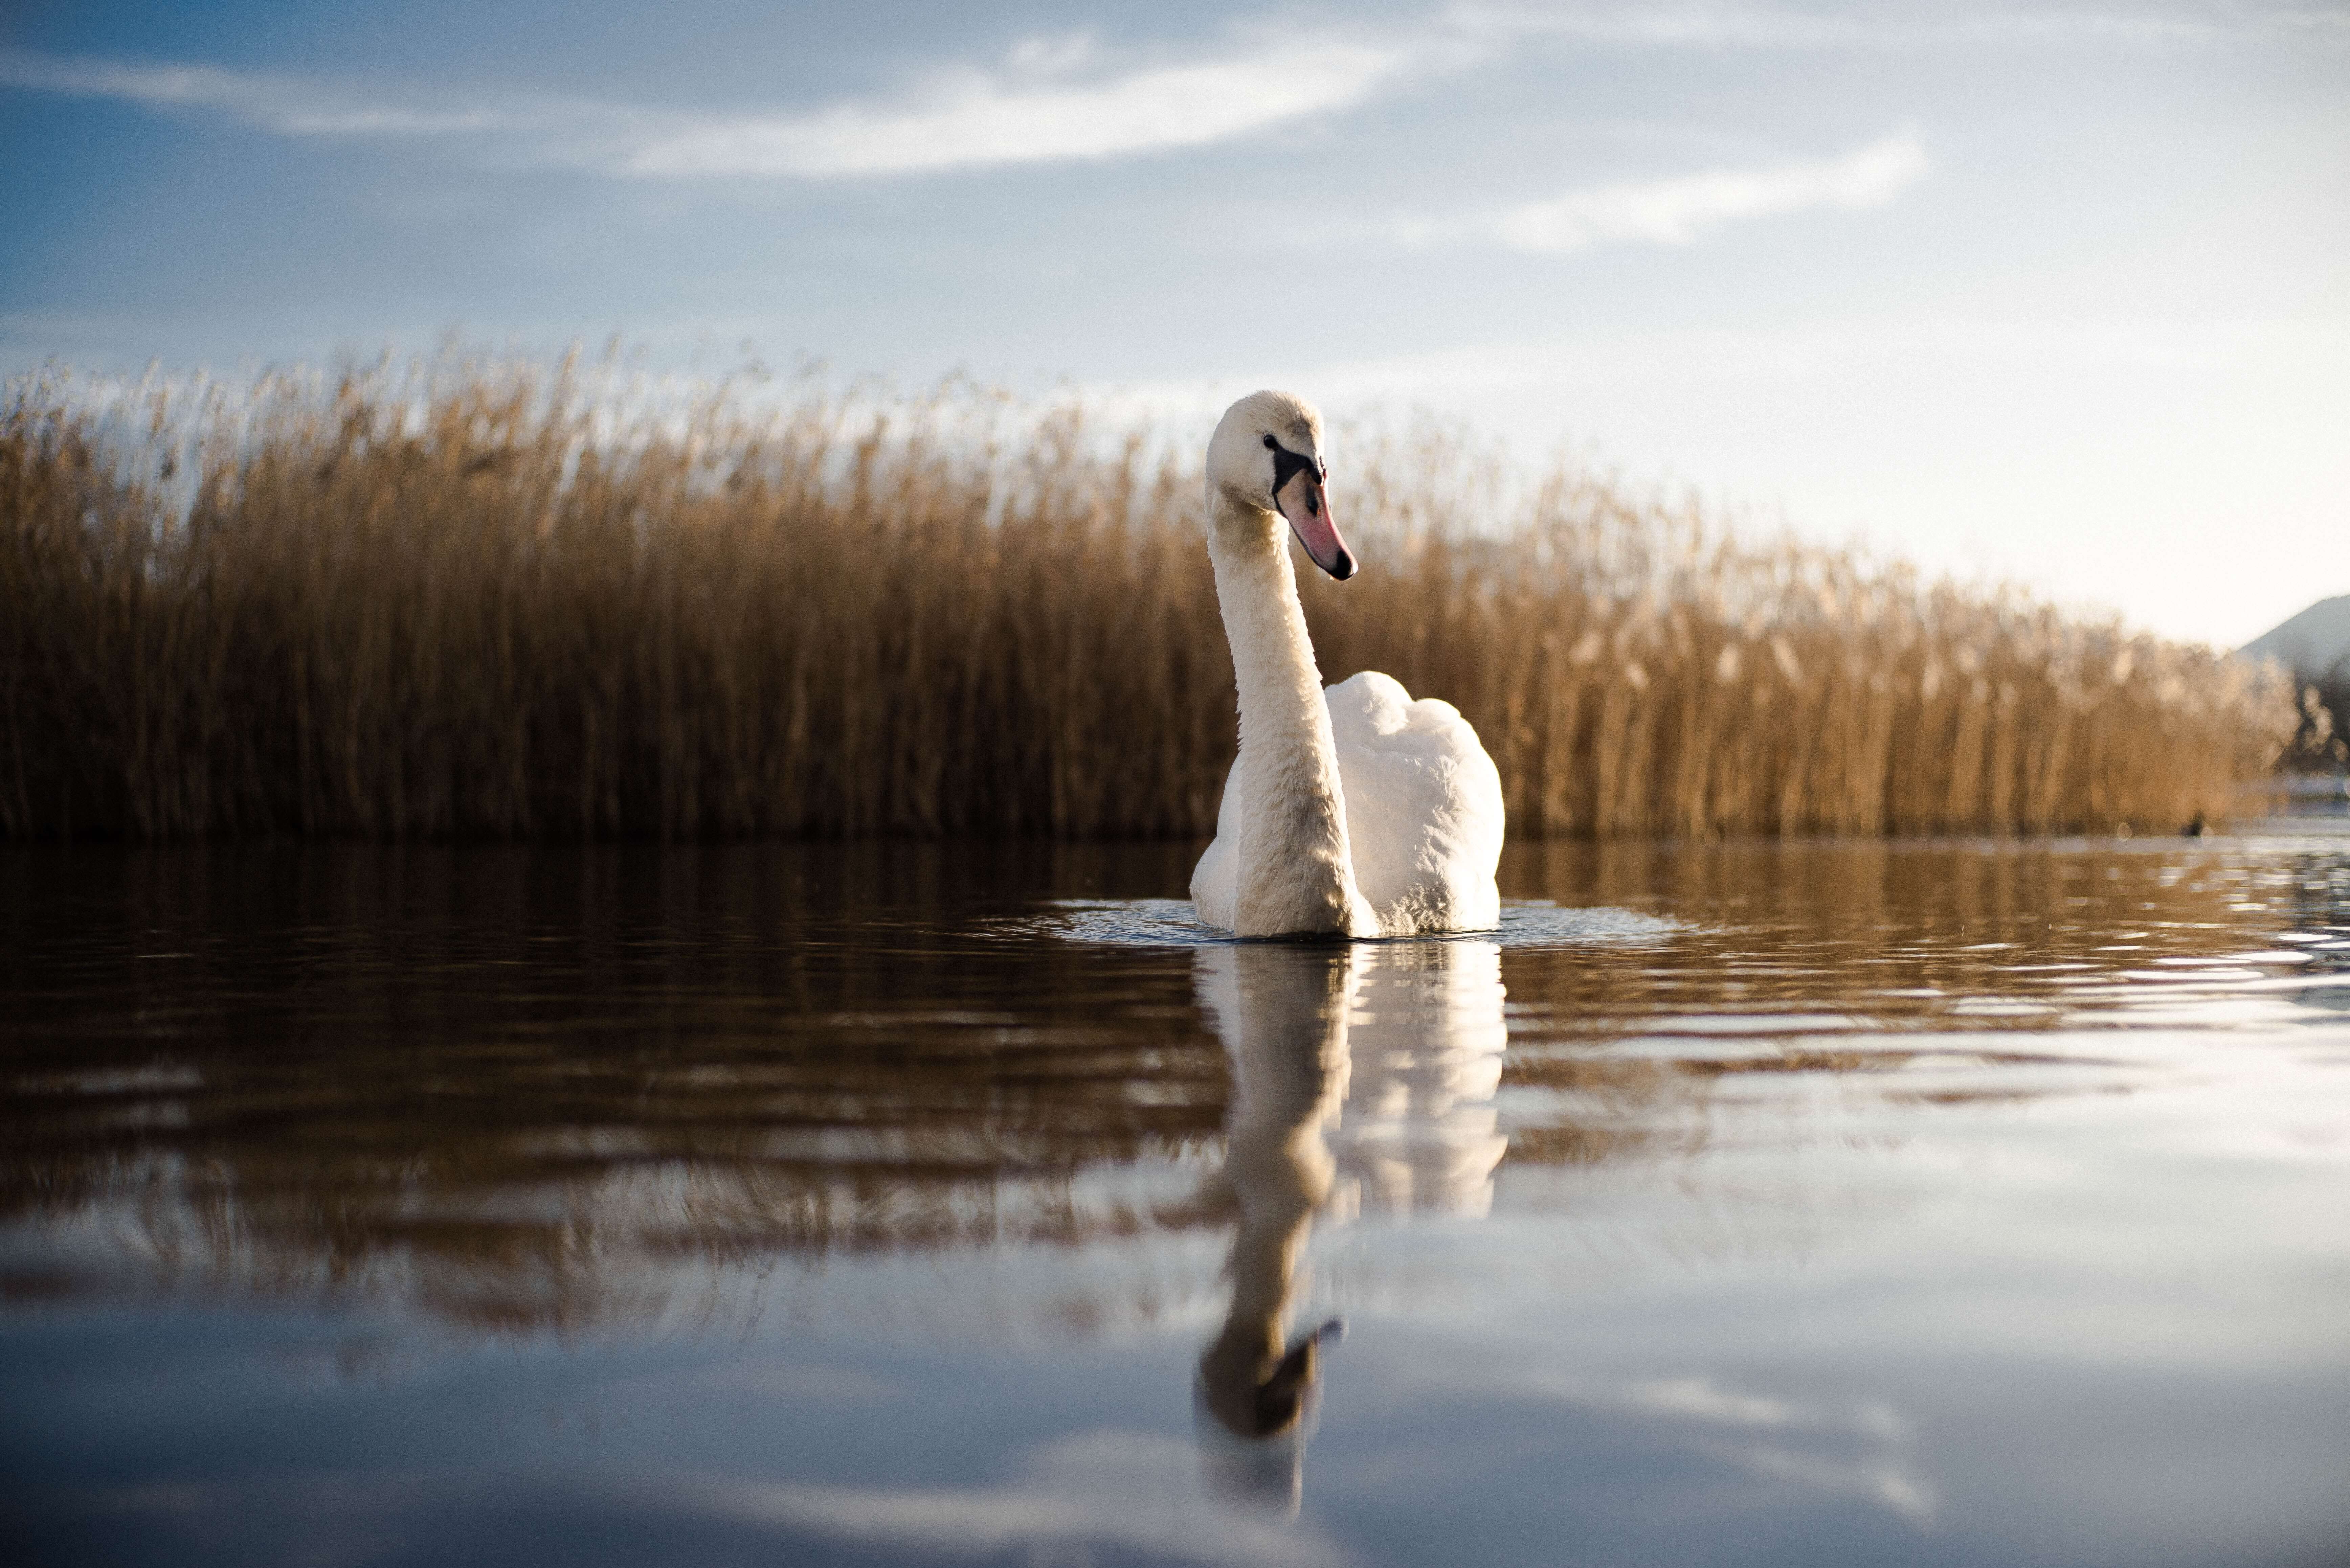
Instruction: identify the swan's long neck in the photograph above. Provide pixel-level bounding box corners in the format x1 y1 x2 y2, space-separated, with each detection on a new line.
1208 498 1366 936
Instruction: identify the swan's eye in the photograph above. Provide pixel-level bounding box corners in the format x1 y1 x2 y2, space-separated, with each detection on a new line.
1262 434 1277 450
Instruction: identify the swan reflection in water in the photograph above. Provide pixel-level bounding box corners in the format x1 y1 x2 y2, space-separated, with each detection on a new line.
1190 938 1508 1507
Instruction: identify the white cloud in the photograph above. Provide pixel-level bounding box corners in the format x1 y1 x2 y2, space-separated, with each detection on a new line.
1445 2 2304 50
0 31 1416 179
1447 1 1876 49
1461 130 1928 253
622 37 1410 177
5 2 2329 180
0 50 537 136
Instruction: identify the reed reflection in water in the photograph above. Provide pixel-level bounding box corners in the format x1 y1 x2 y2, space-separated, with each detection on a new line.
2 836 2342 1331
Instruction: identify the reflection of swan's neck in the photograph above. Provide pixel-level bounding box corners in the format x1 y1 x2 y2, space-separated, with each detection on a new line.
1197 944 1357 1441
1207 496 1363 937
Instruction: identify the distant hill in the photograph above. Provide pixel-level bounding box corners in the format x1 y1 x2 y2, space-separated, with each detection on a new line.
2242 594 2350 676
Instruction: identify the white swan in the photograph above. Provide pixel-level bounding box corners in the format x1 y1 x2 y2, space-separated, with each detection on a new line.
1190 390 1504 938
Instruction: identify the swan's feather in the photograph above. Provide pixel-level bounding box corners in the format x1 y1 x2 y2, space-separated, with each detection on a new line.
1192 671 1503 937
1324 672 1504 934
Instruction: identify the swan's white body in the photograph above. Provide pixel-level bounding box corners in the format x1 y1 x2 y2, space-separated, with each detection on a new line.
1192 671 1503 936
1189 391 1503 938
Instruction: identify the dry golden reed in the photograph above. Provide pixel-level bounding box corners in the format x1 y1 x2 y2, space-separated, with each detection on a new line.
0 354 2299 841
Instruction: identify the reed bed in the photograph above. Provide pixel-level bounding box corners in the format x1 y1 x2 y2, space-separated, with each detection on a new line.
0 354 2299 841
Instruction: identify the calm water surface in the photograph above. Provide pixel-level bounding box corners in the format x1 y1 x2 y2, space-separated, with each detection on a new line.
3 832 2347 1567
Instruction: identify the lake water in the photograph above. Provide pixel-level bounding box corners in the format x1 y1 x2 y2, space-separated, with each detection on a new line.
3 830 2347 1567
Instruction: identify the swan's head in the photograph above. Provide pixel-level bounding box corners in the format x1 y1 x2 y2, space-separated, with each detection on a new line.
1207 390 1353 581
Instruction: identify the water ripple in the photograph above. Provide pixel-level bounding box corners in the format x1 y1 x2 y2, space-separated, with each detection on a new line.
1026 898 1682 950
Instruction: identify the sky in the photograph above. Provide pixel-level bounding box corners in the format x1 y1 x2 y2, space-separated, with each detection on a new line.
2 0 2345 649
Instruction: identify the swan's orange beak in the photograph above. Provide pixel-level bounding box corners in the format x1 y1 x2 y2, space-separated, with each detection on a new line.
1276 469 1354 580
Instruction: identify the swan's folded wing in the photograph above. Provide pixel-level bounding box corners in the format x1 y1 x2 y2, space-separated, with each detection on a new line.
1324 672 1504 933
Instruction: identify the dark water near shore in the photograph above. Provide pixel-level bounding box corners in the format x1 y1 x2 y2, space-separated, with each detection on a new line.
3 830 2348 1567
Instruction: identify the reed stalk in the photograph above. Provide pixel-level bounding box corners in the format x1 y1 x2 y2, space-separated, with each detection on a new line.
0 355 2298 841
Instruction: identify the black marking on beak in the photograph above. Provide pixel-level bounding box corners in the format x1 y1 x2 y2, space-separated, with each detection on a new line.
1262 433 1325 507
